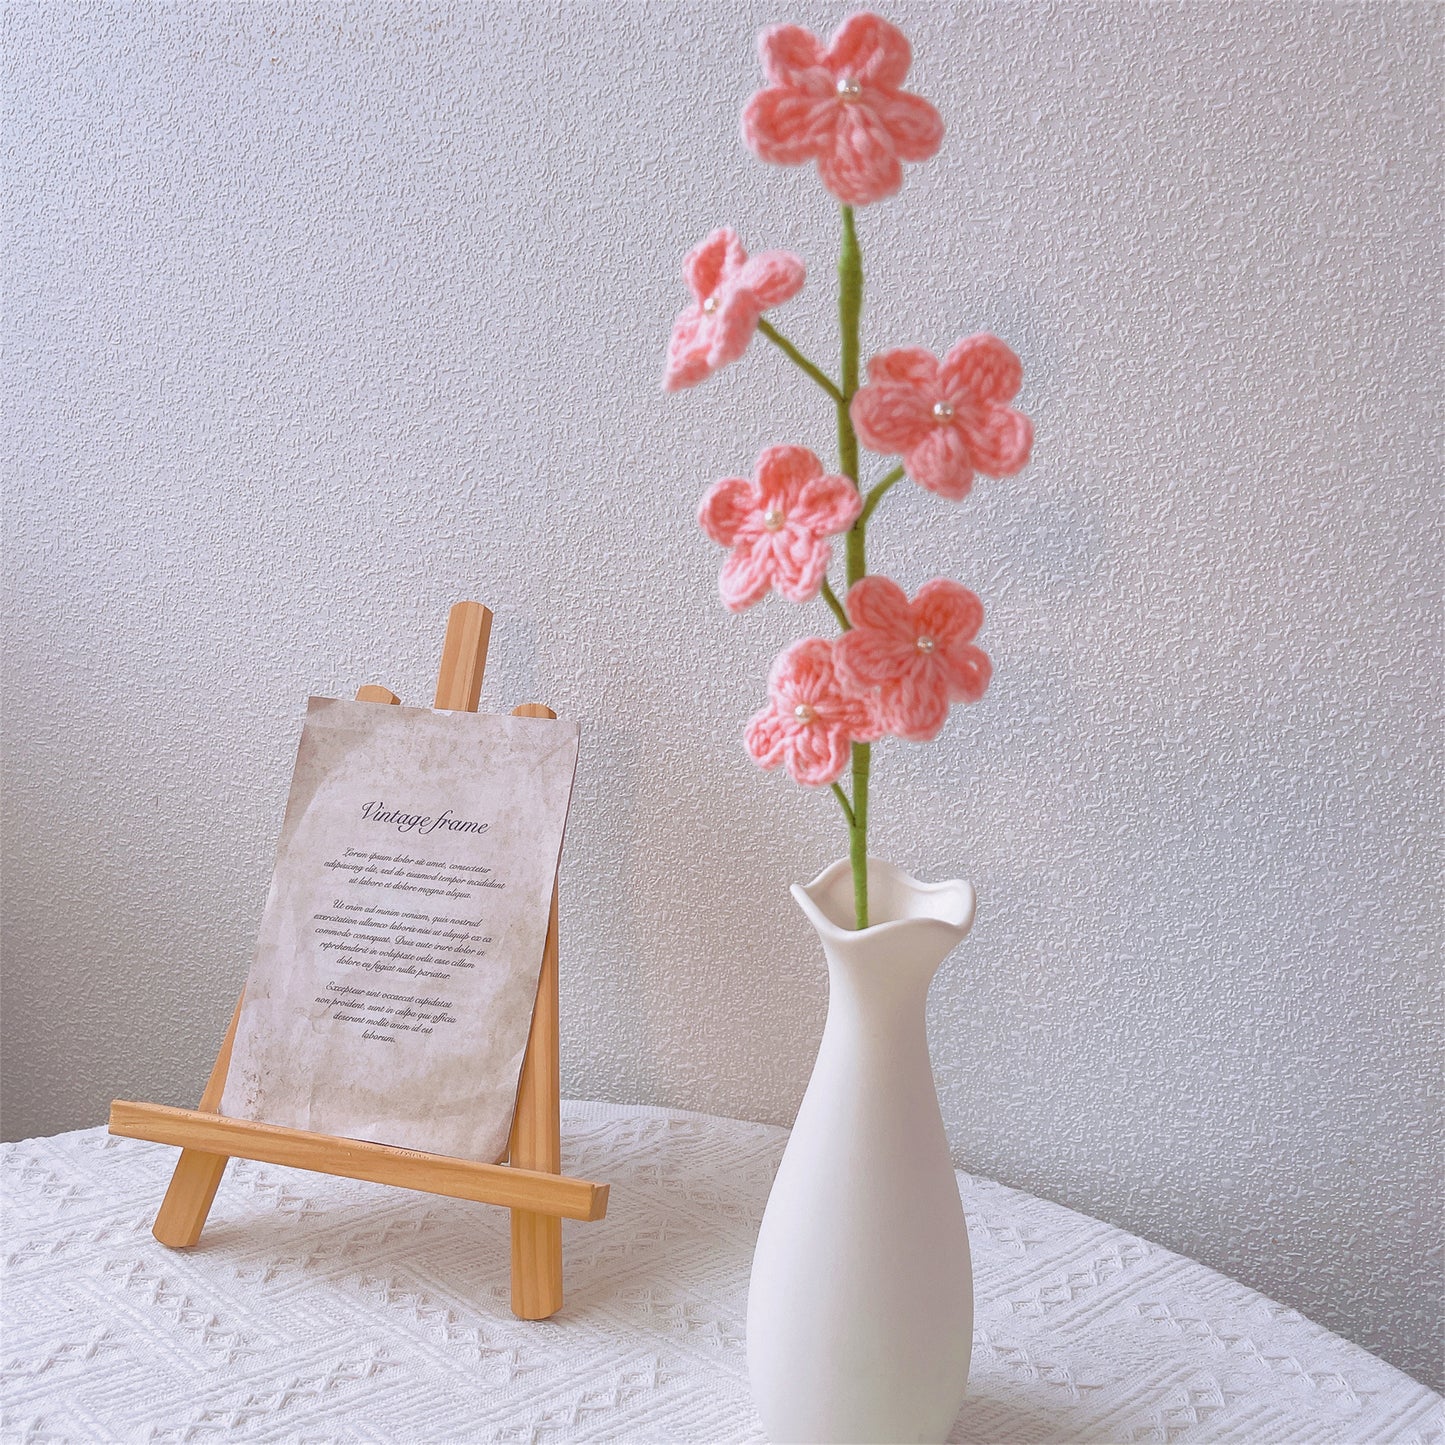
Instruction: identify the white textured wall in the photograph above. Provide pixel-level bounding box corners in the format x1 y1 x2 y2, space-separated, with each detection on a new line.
4 0 1440 1390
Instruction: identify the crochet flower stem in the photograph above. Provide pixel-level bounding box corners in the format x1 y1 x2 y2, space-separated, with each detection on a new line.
837 204 871 929
757 319 844 403
838 208 864 553
858 465 905 528
820 577 849 631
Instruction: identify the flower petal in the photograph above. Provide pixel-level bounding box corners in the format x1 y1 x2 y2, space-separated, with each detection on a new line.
755 444 824 508
835 626 917 689
697 476 757 547
826 12 912 88
936 641 992 704
705 294 763 370
844 574 912 636
866 346 939 388
880 670 950 742
663 308 711 391
794 472 862 535
743 87 835 165
758 23 826 87
745 708 790 769
817 105 902 206
837 685 885 743
905 426 976 500
869 87 943 163
740 249 806 308
771 531 830 603
914 578 983 646
682 228 740 304
941 333 1023 405
720 539 775 611
959 404 1033 476
851 380 935 455
771 635 835 706
785 720 852 787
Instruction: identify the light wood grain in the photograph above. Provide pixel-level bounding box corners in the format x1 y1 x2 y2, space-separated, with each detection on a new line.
355 684 401 705
432 601 492 712
151 993 245 1247
505 706 565 1314
111 1102 609 1221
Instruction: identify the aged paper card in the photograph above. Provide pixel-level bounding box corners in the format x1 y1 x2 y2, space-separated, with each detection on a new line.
220 697 580 1162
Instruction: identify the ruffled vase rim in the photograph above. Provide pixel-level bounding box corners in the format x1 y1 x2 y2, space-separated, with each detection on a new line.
790 855 976 947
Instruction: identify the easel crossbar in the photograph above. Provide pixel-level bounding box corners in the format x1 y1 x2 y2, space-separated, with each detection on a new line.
110 1101 609 1221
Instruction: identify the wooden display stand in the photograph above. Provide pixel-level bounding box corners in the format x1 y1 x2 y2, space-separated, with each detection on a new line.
109 601 607 1320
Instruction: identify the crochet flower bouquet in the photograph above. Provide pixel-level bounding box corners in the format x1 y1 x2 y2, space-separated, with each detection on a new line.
666 12 1032 929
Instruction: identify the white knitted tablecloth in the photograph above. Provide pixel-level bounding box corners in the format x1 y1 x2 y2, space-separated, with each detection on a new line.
2 1101 1439 1444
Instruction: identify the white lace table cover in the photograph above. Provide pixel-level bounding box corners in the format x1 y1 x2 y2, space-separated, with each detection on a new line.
2 1101 1439 1444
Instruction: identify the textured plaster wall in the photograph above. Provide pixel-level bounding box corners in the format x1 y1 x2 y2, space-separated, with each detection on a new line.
3 0 1440 1390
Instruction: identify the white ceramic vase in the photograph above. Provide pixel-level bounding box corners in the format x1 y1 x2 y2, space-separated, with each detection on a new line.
746 857 977 1445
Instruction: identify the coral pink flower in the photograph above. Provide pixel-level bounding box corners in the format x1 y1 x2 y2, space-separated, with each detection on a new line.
835 576 991 742
850 336 1033 500
746 637 883 787
741 12 943 207
699 445 862 611
664 228 806 392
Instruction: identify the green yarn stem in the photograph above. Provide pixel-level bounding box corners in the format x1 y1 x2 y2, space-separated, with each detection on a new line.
835 205 870 930
820 576 849 631
859 464 905 528
838 207 864 564
757 319 844 403
849 743 871 928
830 782 856 828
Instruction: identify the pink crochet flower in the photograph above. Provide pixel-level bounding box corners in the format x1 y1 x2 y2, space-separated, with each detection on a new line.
663 228 806 392
741 13 943 207
698 445 862 611
835 576 991 742
746 637 883 787
850 336 1033 500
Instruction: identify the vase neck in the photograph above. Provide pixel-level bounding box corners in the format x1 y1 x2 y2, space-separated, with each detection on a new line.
814 921 952 1025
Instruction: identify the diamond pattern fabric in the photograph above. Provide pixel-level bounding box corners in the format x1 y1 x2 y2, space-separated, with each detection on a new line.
2 1101 1439 1443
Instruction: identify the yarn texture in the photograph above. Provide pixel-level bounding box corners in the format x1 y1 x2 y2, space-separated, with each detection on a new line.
698 445 862 611
850 335 1033 500
664 228 806 392
741 12 943 207
746 637 883 788
835 575 991 742
668 12 1033 927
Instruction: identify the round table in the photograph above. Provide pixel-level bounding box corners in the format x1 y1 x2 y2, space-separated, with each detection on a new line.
2 1101 1438 1442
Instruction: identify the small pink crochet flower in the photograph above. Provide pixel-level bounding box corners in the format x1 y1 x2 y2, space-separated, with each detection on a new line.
746 637 883 787
664 228 806 392
699 445 862 611
741 12 943 207
850 336 1033 500
835 576 991 742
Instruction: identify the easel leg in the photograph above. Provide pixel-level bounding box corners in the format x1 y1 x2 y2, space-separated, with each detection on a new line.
152 993 243 1247
153 1151 231 1247
508 876 563 1319
511 1211 563 1320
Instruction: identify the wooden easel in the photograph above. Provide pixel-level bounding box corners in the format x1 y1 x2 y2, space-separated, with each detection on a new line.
109 601 607 1320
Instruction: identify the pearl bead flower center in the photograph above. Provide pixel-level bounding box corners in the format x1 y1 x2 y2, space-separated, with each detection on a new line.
916 636 936 653
932 399 955 423
836 76 863 101
702 295 719 314
763 507 785 531
793 703 817 724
